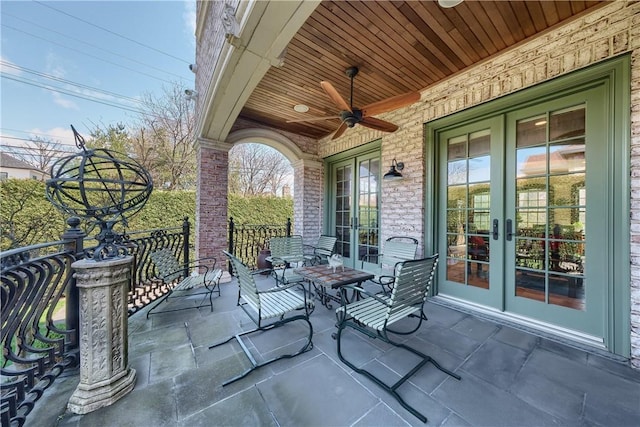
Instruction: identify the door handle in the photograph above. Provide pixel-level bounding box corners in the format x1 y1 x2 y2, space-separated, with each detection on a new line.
492 219 499 240
350 217 354 229
506 219 514 241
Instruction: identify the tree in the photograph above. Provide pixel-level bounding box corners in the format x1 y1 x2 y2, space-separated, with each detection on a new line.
88 122 132 155
86 83 197 190
228 144 292 196
135 83 197 190
9 136 69 172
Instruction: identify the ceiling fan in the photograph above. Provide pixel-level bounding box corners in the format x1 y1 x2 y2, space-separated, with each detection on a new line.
287 66 420 140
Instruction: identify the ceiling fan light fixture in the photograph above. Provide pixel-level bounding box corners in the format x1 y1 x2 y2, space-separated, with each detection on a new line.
438 0 464 8
383 159 404 181
293 104 309 113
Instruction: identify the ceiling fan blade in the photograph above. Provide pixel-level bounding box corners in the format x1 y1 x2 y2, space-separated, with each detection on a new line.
359 116 399 133
320 81 352 112
331 122 349 140
361 92 420 117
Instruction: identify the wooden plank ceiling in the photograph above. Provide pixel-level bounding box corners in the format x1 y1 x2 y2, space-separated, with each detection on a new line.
239 0 606 140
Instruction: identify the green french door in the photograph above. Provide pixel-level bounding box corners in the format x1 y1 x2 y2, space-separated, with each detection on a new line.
438 116 505 308
438 84 608 340
330 152 381 268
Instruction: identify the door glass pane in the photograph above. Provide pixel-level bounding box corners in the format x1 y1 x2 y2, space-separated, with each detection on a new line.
448 160 467 185
335 165 352 258
549 140 585 174
448 184 467 208
469 129 491 157
514 105 586 310
516 115 547 148
446 131 491 290
550 106 585 141
358 158 380 261
517 146 547 177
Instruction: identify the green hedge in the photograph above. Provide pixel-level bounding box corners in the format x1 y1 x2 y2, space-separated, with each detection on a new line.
1 179 293 250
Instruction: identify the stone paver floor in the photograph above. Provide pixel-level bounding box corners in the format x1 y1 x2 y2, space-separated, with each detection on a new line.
29 274 640 427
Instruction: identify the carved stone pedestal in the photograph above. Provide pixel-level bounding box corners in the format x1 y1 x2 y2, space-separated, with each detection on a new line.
68 257 137 415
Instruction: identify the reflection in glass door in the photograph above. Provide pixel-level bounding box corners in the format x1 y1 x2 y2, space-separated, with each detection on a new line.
439 117 504 308
331 154 380 267
512 106 587 311
357 158 380 265
435 66 626 350
438 87 604 338
446 129 493 290
334 162 353 264
503 86 608 339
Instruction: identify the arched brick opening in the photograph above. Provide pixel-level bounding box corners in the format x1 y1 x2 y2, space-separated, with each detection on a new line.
195 128 322 269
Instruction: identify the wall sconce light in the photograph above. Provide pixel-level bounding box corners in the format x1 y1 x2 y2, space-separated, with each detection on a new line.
383 159 404 181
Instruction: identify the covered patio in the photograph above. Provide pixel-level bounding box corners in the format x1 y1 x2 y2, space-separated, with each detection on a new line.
191 1 640 368
32 275 640 426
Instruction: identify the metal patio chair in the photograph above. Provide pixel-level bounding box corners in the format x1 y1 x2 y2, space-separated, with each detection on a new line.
304 235 338 265
147 249 222 318
360 236 418 294
335 254 461 423
210 251 313 386
268 235 306 287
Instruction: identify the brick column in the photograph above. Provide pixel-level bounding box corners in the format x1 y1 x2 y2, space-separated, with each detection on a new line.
196 138 231 269
292 159 323 246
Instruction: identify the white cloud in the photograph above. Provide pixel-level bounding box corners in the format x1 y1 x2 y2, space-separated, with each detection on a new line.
43 52 80 110
27 127 77 147
0 56 22 76
45 52 67 79
52 91 79 110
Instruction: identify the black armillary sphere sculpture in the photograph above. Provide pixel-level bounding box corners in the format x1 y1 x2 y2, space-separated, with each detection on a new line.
46 125 153 261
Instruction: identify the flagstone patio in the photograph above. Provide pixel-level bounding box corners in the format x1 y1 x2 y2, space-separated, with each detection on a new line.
29 274 640 427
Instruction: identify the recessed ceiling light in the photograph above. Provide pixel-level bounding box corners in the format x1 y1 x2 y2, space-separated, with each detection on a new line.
293 104 309 113
438 0 463 8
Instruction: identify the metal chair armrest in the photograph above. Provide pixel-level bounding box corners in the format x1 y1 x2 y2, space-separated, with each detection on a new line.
361 253 382 263
338 284 392 307
160 256 218 282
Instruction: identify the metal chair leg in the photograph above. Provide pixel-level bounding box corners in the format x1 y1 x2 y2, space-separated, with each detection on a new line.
335 317 460 423
209 315 314 386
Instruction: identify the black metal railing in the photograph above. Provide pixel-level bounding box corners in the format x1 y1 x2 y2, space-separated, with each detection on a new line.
123 217 191 316
228 217 291 269
0 215 293 426
1 240 78 427
0 217 191 427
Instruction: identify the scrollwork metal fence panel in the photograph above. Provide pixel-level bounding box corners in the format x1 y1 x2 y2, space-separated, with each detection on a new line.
1 242 77 427
121 219 190 315
228 217 291 269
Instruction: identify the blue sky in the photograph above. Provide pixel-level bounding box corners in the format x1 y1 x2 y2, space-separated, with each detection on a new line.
1 0 195 152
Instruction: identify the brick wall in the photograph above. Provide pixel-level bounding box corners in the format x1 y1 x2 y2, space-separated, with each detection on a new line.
195 1 232 125
318 1 640 367
293 161 323 246
195 145 229 264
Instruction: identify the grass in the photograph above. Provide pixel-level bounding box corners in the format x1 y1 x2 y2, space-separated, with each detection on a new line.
1 298 67 370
